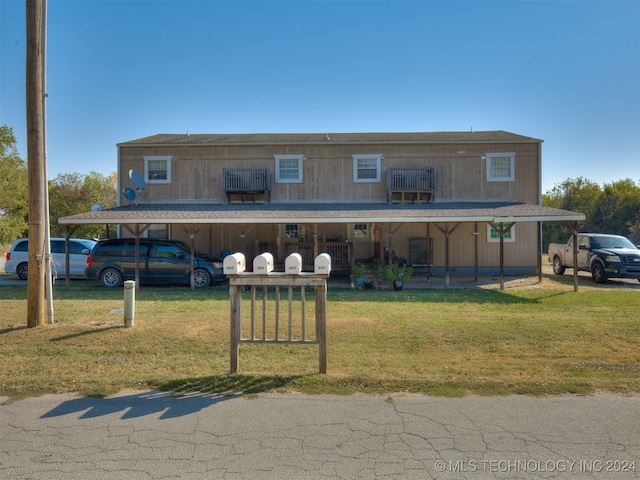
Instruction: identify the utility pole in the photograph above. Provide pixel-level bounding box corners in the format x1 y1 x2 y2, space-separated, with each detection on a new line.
26 0 46 327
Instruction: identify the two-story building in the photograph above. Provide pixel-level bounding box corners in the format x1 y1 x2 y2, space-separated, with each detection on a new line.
59 131 585 278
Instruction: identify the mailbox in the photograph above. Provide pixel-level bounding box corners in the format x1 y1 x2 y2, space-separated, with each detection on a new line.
253 252 274 274
223 252 246 275
285 253 303 275
314 253 331 275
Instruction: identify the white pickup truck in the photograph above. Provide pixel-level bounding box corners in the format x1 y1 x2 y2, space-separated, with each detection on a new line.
547 233 640 284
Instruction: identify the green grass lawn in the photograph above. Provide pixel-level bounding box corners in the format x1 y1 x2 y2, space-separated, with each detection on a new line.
1 274 639 401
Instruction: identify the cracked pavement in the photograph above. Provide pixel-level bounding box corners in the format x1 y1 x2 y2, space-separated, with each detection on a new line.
1 392 639 479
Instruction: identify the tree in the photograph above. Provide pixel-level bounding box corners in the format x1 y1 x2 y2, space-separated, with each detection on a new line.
49 171 117 239
542 177 640 249
0 125 29 244
542 177 603 250
594 179 640 243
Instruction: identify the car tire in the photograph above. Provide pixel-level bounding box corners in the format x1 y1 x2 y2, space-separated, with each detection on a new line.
100 268 123 288
591 262 607 284
193 269 211 288
16 263 29 281
552 257 565 275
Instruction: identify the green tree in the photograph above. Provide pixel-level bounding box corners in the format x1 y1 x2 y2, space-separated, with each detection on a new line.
542 177 603 250
593 179 640 242
542 177 640 248
48 171 117 239
0 125 28 244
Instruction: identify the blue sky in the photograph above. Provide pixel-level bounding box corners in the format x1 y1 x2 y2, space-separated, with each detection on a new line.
1 0 639 193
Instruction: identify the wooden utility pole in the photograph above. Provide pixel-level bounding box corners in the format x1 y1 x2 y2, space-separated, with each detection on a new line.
26 0 46 327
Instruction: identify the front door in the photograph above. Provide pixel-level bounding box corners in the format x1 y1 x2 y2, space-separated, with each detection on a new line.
353 223 373 262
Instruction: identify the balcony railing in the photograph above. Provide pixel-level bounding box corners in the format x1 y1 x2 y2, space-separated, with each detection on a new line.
223 168 272 203
284 242 352 272
386 167 435 204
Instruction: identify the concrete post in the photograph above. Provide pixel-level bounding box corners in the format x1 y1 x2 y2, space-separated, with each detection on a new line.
124 280 135 328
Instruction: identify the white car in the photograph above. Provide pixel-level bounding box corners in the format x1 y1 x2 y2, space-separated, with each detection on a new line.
4 238 97 280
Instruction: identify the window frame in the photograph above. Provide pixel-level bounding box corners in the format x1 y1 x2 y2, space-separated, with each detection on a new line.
485 152 515 182
144 155 172 184
275 154 304 183
352 154 383 183
487 222 516 243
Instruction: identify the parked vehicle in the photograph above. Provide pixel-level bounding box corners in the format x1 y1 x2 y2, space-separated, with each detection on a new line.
547 233 640 284
85 238 225 287
4 238 97 280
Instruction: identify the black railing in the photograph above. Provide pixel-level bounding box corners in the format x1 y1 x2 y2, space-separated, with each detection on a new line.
386 167 435 203
223 168 272 203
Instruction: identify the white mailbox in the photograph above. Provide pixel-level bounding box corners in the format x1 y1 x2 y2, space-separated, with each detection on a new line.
253 252 274 274
314 253 331 275
285 253 303 275
223 252 246 275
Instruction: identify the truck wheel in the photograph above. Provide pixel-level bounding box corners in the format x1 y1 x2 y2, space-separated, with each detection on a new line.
591 263 607 284
100 268 123 287
193 269 211 288
552 257 565 275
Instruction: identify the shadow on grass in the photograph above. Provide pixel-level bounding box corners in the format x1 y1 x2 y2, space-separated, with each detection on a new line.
159 374 303 396
49 326 122 342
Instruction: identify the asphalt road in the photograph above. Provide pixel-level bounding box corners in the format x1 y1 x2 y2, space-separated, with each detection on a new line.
1 392 639 479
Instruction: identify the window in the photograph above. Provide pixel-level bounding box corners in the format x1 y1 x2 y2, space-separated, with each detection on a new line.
147 224 168 239
144 156 172 183
353 154 382 182
275 154 304 183
486 152 515 181
487 222 515 243
285 224 299 239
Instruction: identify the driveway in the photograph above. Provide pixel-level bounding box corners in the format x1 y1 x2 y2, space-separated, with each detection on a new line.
1 392 639 479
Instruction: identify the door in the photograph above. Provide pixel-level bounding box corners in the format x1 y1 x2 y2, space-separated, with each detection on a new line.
577 236 592 270
353 223 373 261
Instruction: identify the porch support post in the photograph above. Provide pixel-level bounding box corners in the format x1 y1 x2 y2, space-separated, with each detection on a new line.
486 221 516 290
183 224 201 290
122 223 150 290
434 223 461 289
562 221 580 292
537 221 542 283
473 222 479 281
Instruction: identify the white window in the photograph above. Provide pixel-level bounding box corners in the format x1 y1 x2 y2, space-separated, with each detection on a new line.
146 224 168 239
144 156 172 184
353 154 383 182
487 222 515 243
275 154 304 183
486 152 515 181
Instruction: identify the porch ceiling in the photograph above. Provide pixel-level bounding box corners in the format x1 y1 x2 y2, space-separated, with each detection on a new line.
59 202 585 225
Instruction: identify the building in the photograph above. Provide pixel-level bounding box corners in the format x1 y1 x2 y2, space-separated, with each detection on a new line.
59 131 584 279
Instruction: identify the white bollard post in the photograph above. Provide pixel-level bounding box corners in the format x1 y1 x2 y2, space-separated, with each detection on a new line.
124 280 135 328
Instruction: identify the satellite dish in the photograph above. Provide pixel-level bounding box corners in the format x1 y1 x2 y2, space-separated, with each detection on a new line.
91 204 102 211
129 169 147 189
123 187 137 201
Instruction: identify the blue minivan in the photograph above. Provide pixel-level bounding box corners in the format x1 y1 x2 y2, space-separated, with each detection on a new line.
85 239 225 287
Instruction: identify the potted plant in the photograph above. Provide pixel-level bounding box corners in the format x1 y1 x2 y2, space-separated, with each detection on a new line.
383 264 413 291
351 262 366 289
371 258 385 288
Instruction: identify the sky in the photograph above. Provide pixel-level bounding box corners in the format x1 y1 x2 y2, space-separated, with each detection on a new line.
1 0 639 194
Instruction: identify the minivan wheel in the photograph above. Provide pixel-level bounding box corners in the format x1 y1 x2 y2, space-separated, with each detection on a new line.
17 263 28 281
100 268 123 287
193 269 211 288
